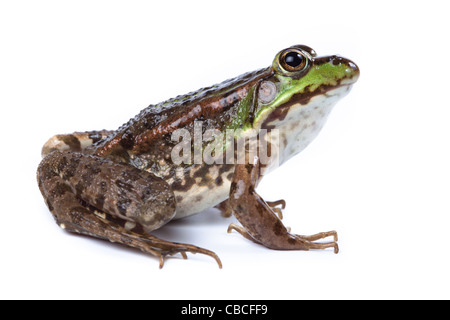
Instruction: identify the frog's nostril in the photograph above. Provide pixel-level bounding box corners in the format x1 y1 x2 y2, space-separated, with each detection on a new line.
347 59 359 74
335 55 360 78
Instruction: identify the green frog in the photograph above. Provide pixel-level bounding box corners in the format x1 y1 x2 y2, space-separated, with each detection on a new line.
37 45 359 268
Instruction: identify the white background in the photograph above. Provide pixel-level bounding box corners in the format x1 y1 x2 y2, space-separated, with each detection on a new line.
1 0 449 299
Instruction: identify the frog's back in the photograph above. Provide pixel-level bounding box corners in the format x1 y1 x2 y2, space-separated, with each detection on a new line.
91 68 270 158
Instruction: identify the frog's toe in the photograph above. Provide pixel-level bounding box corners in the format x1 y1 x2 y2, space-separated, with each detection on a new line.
291 231 339 253
298 230 338 242
266 199 286 220
227 223 260 244
157 243 223 269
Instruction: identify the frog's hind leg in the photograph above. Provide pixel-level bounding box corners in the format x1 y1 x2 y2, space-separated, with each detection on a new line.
49 196 220 268
41 130 114 157
37 150 222 268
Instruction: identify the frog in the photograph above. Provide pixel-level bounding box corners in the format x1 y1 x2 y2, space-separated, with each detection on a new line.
37 45 359 268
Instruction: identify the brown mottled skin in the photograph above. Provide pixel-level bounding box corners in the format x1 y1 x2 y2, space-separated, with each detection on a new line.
37 45 358 268
37 150 222 267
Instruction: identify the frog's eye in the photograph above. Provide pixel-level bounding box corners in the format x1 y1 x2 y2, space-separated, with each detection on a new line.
279 49 308 73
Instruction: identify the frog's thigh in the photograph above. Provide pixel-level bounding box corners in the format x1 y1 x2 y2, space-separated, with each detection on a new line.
37 151 222 267
228 159 338 253
41 130 114 157
38 150 176 232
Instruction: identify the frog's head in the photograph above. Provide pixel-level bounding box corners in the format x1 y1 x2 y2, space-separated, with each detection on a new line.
253 45 359 166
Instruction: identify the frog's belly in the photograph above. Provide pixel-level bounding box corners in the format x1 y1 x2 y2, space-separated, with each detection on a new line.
170 165 234 219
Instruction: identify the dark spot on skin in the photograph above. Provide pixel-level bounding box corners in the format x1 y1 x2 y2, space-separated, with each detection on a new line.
101 211 125 227
193 165 210 178
119 130 135 150
117 199 131 215
129 223 145 234
195 195 203 202
226 172 234 181
215 175 223 186
176 196 183 203
63 156 81 180
219 164 234 175
57 135 81 152
75 181 85 196
95 194 105 209
230 181 237 194
171 175 196 192
273 220 285 236
57 156 68 173
254 198 267 218
62 167 76 180
52 182 72 198
193 165 215 188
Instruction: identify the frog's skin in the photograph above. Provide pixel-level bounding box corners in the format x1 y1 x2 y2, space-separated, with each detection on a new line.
37 45 359 268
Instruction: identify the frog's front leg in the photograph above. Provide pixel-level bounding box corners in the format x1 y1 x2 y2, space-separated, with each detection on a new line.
228 157 338 253
216 199 286 220
37 151 222 268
